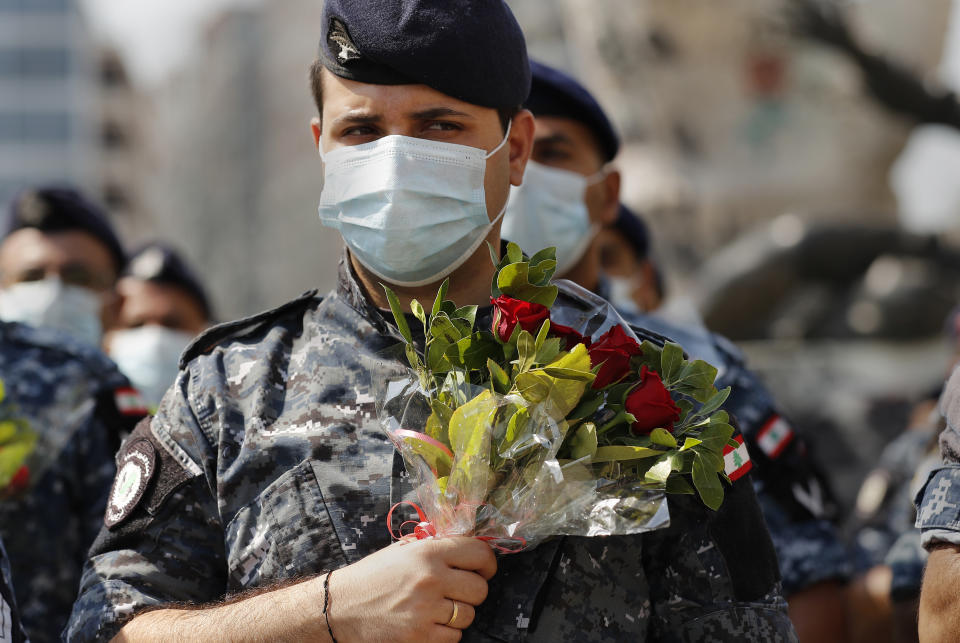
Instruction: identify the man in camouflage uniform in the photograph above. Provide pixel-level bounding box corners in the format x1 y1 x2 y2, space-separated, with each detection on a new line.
501 59 851 640
0 321 147 642
912 364 960 639
66 1 796 641
0 536 27 643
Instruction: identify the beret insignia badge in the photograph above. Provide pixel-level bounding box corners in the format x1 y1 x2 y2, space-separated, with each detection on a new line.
328 18 361 63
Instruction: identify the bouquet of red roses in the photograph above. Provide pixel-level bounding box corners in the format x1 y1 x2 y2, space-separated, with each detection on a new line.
376 244 737 550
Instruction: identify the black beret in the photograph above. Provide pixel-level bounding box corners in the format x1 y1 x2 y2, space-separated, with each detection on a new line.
613 204 649 260
525 60 620 162
124 242 213 321
3 186 126 274
318 0 530 110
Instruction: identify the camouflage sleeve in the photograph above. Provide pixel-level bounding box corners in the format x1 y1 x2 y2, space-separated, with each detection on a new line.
723 363 851 594
916 366 960 549
64 381 226 643
643 475 798 642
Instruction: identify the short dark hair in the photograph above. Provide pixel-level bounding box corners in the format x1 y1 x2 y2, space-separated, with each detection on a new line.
309 60 518 133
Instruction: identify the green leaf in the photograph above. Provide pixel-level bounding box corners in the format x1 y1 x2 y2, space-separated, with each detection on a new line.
426 399 454 444
650 428 678 448
694 386 730 419
487 241 501 269
679 437 702 451
497 263 559 308
504 405 530 448
487 358 511 394
506 241 524 264
692 452 724 510
569 422 598 460
535 319 551 352
695 423 736 453
529 246 557 267
446 333 500 371
644 455 672 484
527 260 558 286
660 342 684 384
535 337 562 365
382 285 413 344
591 445 662 463
671 360 721 402
427 338 453 372
514 343 593 420
431 279 450 318
516 330 537 373
410 299 427 328
398 432 453 477
452 305 478 329
665 473 695 495
541 367 596 382
404 344 421 371
567 391 604 421
430 314 464 344
447 390 498 503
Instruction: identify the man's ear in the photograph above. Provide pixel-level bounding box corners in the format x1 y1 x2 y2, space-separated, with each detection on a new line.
598 169 621 225
508 109 535 187
310 117 322 151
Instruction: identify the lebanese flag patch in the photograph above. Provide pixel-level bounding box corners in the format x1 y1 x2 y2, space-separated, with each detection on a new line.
115 387 149 416
723 434 752 482
756 415 793 459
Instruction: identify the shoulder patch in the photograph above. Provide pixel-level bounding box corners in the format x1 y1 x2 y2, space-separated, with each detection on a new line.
114 387 149 416
180 289 321 369
105 438 156 528
723 434 753 481
755 414 794 459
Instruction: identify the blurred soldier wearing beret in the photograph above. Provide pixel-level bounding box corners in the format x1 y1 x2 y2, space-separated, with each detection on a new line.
67 2 795 641
503 59 853 641
105 242 213 408
0 187 125 349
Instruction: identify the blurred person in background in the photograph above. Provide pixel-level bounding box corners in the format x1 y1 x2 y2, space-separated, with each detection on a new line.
104 242 213 409
0 320 147 643
595 205 665 315
0 188 125 349
0 536 27 643
501 59 851 642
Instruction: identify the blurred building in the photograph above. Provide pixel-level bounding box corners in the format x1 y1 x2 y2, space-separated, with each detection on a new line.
0 0 151 239
509 0 954 270
144 1 342 320
0 0 98 204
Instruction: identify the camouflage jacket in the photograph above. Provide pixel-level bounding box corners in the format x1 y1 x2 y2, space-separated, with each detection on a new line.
916 365 960 549
67 257 796 642
1 536 27 643
595 277 851 596
0 322 146 643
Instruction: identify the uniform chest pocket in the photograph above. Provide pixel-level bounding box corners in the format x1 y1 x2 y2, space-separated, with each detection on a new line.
225 458 350 590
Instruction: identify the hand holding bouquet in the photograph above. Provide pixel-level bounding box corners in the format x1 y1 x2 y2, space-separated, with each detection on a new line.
377 244 739 550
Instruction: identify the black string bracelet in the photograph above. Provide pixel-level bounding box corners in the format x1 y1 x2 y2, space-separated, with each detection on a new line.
323 571 338 643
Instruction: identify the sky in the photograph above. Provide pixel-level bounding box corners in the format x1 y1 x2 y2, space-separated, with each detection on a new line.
80 0 960 232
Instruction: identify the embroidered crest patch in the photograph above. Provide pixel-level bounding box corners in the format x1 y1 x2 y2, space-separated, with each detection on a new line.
328 18 361 63
105 439 156 528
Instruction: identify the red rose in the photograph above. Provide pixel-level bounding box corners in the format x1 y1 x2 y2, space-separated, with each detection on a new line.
625 366 681 435
549 322 589 351
588 324 643 389
491 295 550 342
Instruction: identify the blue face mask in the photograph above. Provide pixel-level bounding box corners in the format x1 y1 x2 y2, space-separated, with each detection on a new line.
318 122 511 287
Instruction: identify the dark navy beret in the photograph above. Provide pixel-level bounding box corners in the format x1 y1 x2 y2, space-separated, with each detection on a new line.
613 204 649 260
525 60 620 162
124 242 213 321
318 0 530 110
3 186 126 274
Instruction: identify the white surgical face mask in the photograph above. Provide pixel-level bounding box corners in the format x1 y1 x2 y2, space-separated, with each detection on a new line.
502 161 606 275
108 325 194 407
318 121 511 287
607 275 641 315
0 277 103 347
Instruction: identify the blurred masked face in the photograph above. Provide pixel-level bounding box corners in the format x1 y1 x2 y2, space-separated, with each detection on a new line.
104 278 209 408
596 227 662 314
501 115 619 276
0 228 118 347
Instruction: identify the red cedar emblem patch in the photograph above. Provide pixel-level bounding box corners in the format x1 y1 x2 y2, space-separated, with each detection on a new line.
723 434 752 482
105 439 156 528
115 387 149 416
